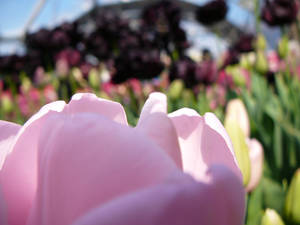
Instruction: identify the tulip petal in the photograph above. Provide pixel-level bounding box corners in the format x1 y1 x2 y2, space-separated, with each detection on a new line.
28 112 177 225
169 108 242 181
246 138 264 192
0 185 8 225
0 121 21 170
138 92 167 125
136 112 182 169
67 93 128 125
72 165 245 225
0 101 66 225
225 99 250 137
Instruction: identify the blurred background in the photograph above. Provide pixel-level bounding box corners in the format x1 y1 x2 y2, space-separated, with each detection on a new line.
1 1 300 225
0 0 280 55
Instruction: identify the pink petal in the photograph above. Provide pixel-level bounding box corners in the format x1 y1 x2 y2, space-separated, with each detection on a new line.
0 121 21 225
27 112 177 225
246 138 264 192
138 92 167 125
169 108 242 181
0 101 66 225
136 112 182 169
0 185 8 225
67 93 128 125
0 121 21 169
72 165 245 225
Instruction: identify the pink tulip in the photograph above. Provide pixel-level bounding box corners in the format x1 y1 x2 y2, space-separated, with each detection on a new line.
225 99 264 191
267 51 280 73
246 138 264 192
0 92 245 225
43 85 58 103
226 99 250 137
33 67 46 86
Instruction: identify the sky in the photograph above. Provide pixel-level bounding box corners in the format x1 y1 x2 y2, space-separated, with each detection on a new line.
0 0 276 55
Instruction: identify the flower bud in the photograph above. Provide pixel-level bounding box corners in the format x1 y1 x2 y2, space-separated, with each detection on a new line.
21 76 32 94
278 35 289 59
226 66 246 87
240 54 252 70
225 99 250 137
255 34 267 51
88 68 100 90
261 209 285 225
255 50 268 74
246 138 264 192
182 89 194 106
224 119 251 186
1 92 13 113
284 169 300 224
168 79 184 100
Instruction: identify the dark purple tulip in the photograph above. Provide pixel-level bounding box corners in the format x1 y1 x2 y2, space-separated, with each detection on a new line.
58 21 82 46
142 0 181 30
221 48 240 68
261 0 299 26
94 12 129 42
24 51 43 77
0 54 25 73
112 49 164 83
0 55 13 72
25 28 52 50
173 27 190 53
195 59 218 84
55 48 81 67
50 30 71 50
79 61 94 77
233 34 255 53
84 32 110 59
119 31 140 51
196 0 228 25
169 57 197 88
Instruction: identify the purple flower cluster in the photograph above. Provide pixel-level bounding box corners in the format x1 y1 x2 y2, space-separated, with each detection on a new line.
196 0 228 25
169 50 218 88
261 0 299 26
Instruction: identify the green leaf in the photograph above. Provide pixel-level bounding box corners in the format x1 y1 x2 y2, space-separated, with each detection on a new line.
246 182 264 225
274 123 283 170
262 177 285 214
284 169 300 224
224 119 251 186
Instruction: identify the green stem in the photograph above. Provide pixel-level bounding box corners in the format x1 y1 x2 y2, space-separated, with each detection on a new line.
255 0 261 34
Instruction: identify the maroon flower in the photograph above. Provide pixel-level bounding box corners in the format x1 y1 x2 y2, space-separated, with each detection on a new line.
261 0 299 26
25 28 52 50
50 30 71 50
55 48 82 67
233 34 255 53
195 59 218 84
196 0 228 25
79 61 94 77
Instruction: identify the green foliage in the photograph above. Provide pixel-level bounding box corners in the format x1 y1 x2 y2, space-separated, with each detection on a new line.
1 52 300 225
225 119 251 186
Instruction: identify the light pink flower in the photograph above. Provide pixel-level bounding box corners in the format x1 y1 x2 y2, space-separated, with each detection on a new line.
267 51 281 73
246 138 264 192
43 85 58 103
226 99 250 138
0 92 245 225
33 67 46 85
225 98 264 191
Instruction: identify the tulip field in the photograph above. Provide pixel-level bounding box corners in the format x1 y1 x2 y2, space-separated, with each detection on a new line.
1 0 300 225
